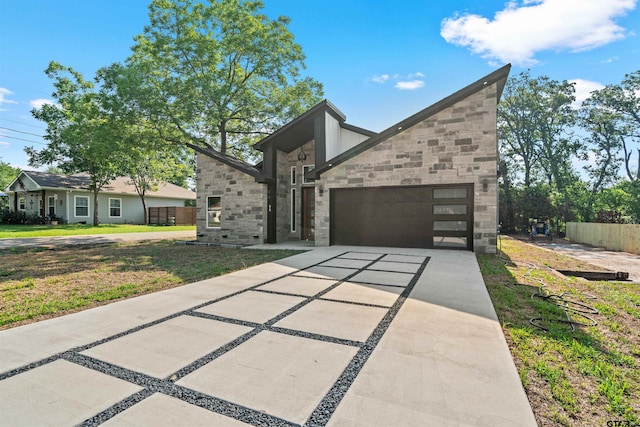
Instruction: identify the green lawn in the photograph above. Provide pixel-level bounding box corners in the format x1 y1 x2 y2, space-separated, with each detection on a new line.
0 224 195 238
479 236 639 426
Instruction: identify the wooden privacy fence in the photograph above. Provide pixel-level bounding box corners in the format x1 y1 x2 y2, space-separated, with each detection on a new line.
566 222 640 255
148 207 196 225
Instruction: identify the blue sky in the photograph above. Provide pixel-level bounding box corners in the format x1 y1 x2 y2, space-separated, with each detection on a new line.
1 0 639 170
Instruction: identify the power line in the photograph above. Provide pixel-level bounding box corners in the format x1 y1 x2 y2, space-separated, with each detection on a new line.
0 134 47 145
0 126 44 138
0 117 46 130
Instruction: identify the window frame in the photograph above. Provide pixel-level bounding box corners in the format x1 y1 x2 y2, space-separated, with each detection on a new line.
302 165 314 184
18 197 26 211
108 198 122 218
206 196 222 228
291 188 296 232
74 195 90 218
291 166 296 185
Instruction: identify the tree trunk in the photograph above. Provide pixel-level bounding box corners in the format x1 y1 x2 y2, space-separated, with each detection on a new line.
139 193 148 224
219 120 227 154
93 189 99 226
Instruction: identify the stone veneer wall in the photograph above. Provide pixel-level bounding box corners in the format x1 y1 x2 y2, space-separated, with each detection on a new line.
316 83 499 253
275 140 315 242
196 153 266 245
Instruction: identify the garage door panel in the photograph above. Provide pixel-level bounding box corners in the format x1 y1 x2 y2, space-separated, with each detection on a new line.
331 185 473 250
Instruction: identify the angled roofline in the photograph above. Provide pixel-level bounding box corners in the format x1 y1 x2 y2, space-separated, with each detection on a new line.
309 64 511 179
253 99 347 152
341 122 377 137
5 170 39 192
189 144 271 183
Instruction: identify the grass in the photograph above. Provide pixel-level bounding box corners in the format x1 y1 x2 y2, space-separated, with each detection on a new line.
0 223 195 238
0 240 302 329
478 236 639 426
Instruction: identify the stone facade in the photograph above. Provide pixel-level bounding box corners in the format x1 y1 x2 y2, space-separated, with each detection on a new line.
316 83 499 253
196 153 266 245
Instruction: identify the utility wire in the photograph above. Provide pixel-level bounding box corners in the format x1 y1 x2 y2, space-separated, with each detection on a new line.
0 117 46 130
0 126 44 138
0 134 47 145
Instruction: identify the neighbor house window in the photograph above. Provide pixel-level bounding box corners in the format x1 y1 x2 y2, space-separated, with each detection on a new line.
75 196 89 217
48 196 56 216
291 188 296 232
303 165 314 184
207 196 221 228
109 198 122 218
18 197 25 210
291 166 296 185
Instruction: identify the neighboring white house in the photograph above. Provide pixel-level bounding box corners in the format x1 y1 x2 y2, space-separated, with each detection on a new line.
4 171 196 224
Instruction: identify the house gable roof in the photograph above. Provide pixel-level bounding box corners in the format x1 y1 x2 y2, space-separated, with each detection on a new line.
6 170 196 199
308 64 511 179
190 145 269 182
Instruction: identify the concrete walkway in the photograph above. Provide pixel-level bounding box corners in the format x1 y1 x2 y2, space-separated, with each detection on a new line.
532 239 640 283
0 246 536 426
0 230 196 249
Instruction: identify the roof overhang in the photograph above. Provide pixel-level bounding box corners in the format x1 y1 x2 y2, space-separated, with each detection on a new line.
253 99 347 153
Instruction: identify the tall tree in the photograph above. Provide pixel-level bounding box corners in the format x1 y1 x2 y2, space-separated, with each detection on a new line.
105 0 323 159
578 97 624 221
498 71 541 187
498 72 579 191
26 62 122 226
590 70 640 181
533 76 579 192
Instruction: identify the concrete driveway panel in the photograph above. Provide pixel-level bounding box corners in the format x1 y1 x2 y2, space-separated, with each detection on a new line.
177 331 358 425
256 276 338 296
0 359 142 427
101 393 251 426
80 316 252 378
274 299 389 342
195 291 305 324
322 282 404 307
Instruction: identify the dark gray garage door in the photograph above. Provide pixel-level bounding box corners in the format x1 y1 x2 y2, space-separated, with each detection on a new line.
330 184 473 250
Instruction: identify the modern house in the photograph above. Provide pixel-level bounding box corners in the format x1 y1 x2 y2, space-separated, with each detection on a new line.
4 171 196 224
195 65 510 253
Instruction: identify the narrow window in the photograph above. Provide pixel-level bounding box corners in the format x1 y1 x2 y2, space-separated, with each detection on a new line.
291 166 296 185
75 196 89 217
19 197 25 210
207 196 221 228
291 188 296 232
109 198 122 217
303 165 315 184
48 196 56 216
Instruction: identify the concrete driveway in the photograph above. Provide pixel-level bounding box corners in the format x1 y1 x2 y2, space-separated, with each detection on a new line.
0 246 536 426
532 239 640 283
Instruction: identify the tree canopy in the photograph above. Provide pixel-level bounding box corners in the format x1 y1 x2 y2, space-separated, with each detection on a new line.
498 69 640 231
103 0 323 159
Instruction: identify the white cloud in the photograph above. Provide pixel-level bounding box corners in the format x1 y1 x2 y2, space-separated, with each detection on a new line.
441 0 637 66
395 80 425 90
0 141 9 148
371 74 390 84
369 72 426 90
570 79 605 108
29 98 57 109
0 87 17 109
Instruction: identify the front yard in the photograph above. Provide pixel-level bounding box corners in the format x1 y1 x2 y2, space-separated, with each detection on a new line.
0 241 301 329
479 236 639 426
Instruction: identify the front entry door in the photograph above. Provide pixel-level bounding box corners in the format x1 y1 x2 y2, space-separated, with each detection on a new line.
301 187 315 240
